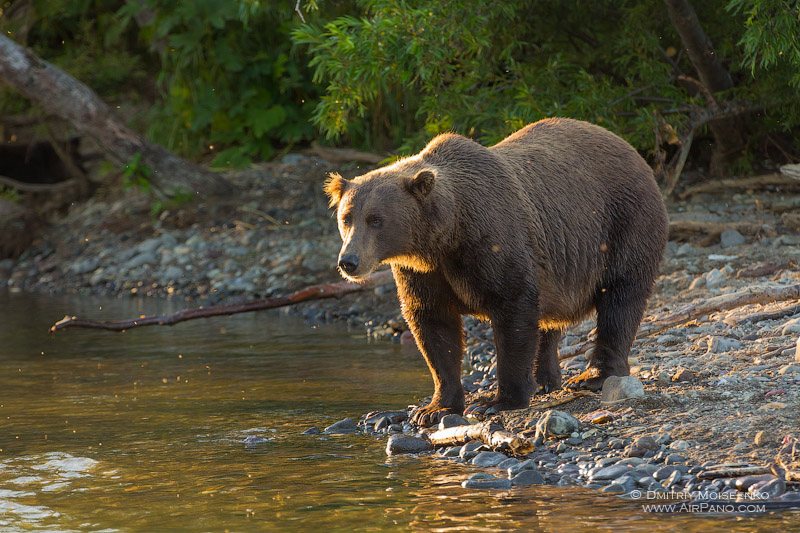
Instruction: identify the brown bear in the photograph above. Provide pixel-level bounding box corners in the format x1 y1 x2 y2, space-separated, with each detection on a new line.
325 118 668 426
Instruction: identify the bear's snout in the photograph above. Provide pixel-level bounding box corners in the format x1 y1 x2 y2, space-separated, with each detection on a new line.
338 253 360 275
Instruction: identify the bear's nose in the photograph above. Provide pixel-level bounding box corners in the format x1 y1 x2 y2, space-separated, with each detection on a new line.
338 254 359 274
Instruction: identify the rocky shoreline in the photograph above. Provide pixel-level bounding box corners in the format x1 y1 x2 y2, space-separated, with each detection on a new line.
2 155 800 510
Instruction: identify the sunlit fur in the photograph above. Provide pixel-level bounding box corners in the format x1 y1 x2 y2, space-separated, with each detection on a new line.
324 117 668 425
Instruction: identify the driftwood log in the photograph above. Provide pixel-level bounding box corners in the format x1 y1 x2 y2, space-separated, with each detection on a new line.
427 421 534 456
50 270 394 333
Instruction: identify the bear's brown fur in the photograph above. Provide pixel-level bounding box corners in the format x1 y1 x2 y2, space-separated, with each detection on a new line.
325 118 668 426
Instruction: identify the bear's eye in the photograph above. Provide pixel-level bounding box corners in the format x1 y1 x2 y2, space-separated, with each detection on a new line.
342 213 352 226
366 214 383 228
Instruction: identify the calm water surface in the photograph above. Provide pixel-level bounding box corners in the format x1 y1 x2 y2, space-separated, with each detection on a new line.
0 290 796 531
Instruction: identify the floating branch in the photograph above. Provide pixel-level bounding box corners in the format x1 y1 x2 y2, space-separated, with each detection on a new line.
50 270 394 333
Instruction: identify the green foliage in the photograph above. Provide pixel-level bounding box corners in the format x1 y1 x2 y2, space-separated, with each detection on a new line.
118 0 320 167
121 153 154 193
295 0 799 159
0 186 21 203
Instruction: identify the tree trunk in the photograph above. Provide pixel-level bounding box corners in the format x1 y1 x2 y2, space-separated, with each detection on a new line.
0 35 234 197
664 0 746 175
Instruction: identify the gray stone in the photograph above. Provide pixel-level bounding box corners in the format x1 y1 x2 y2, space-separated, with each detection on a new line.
781 317 800 336
705 268 727 289
459 440 483 460
461 473 512 490
69 257 99 275
323 418 357 434
706 336 742 354
510 468 545 486
497 458 520 470
386 434 433 455
669 439 690 451
302 426 320 435
626 436 659 457
590 464 630 481
601 376 645 404
533 410 581 441
438 414 469 429
443 446 462 458
754 478 785 499
664 454 686 465
471 451 508 467
508 459 538 477
720 229 746 248
161 266 183 283
124 252 157 270
778 364 800 376
243 435 270 446
735 474 775 491
653 466 680 481
136 237 162 255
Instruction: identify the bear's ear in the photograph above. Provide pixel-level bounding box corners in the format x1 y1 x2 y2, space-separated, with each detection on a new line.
406 169 435 199
323 172 349 208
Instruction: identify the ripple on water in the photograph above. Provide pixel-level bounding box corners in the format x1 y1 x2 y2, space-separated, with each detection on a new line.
0 452 99 527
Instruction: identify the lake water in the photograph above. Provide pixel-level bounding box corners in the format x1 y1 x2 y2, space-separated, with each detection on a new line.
0 290 796 531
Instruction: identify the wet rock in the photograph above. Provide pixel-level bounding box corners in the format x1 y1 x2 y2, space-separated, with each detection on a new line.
386 434 433 455
323 418 358 434
662 469 683 487
590 464 630 481
497 458 520 470
508 459 538 477
438 414 469 429
720 229 746 248
625 436 659 458
461 473 512 490
664 454 686 465
302 426 321 435
124 251 157 270
653 466 680 481
706 336 742 354
374 417 390 431
735 474 775 491
443 446 462 458
364 411 407 425
510 468 545 486
533 410 580 441
600 376 645 403
459 440 483 460
753 478 785 499
601 484 626 494
471 451 508 467
243 435 270 446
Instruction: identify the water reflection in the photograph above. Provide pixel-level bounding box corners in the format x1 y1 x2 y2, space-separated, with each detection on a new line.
0 290 796 531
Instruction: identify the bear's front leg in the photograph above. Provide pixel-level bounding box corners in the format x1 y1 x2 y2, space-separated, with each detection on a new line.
466 299 539 415
394 267 465 427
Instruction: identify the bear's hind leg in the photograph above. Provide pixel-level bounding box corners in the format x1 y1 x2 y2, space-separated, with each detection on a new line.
535 329 562 393
566 278 650 391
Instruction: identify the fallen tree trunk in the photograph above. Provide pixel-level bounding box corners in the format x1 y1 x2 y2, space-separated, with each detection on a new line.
668 219 775 243
559 283 800 360
0 35 233 197
427 421 534 456
50 270 394 333
678 173 800 199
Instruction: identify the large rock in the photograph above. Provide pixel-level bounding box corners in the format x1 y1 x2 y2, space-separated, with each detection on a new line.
601 376 645 404
471 451 509 467
461 473 512 490
385 434 432 456
720 229 746 248
533 410 581 441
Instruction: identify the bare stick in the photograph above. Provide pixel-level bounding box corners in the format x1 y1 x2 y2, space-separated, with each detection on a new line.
294 0 305 22
559 283 800 361
679 173 800 199
0 174 79 193
427 421 534 456
50 270 394 333
668 220 775 241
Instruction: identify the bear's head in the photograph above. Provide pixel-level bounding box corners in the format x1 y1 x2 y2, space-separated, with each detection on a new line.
324 165 437 282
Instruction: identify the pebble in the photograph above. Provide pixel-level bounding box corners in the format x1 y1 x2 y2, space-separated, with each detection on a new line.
386 434 433 455
323 418 358 434
533 410 581 441
705 268 727 289
471 451 509 467
600 376 645 403
625 436 659 458
508 459 538 477
706 336 742 354
664 454 686 465
461 473 512 490
459 440 483 460
720 229 746 248
590 464 630 481
669 440 690 451
671 368 696 382
510 469 545 486
438 414 469 429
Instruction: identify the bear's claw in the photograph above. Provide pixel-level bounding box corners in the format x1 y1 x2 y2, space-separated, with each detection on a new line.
564 367 607 391
410 404 459 427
